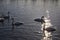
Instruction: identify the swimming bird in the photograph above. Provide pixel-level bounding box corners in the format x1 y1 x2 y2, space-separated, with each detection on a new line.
34 18 41 22
11 18 23 26
45 27 56 32
34 16 45 23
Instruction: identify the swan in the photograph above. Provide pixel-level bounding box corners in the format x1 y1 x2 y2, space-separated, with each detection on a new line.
11 18 23 26
34 18 41 22
45 27 56 32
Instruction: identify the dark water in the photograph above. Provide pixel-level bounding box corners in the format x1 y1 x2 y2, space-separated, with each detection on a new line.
0 0 60 40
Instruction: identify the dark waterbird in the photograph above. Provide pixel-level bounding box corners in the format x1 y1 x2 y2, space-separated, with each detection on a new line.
34 18 45 24
45 27 56 32
34 16 45 23
34 18 41 22
14 22 23 26
12 18 23 26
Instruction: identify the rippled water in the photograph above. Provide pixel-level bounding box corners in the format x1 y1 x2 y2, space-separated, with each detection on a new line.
0 0 60 40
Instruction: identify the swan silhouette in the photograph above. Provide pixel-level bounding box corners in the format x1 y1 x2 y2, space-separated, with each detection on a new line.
34 16 45 24
34 18 41 22
11 18 23 26
45 27 56 32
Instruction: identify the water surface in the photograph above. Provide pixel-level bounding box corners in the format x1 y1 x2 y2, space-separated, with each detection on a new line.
0 0 60 40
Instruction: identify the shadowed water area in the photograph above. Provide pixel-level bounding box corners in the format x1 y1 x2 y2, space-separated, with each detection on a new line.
0 0 60 40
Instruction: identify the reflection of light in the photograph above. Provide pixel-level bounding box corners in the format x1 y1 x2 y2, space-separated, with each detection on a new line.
45 23 52 27
44 17 50 22
46 10 50 18
41 10 53 40
42 31 52 40
44 17 53 29
44 17 52 37
45 20 50 22
41 17 53 40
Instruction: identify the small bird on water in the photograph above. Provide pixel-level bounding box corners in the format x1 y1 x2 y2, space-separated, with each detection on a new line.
11 17 23 26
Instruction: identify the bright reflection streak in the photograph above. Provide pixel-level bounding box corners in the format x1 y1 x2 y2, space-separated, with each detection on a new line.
41 17 53 40
41 11 53 40
46 10 50 18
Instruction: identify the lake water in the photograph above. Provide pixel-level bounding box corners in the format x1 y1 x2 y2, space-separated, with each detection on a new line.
0 0 60 40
